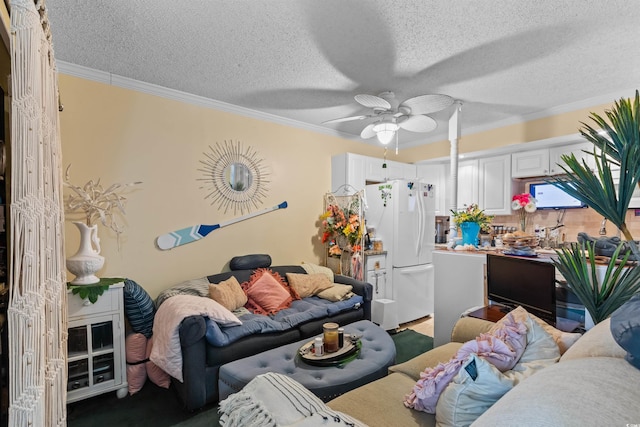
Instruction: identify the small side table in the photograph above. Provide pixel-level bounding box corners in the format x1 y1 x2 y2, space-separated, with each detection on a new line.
67 280 128 403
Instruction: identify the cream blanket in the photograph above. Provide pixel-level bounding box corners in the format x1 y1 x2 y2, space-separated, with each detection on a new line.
150 294 241 382
219 372 367 427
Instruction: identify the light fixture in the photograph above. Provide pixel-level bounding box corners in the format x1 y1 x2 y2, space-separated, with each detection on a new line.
373 122 399 145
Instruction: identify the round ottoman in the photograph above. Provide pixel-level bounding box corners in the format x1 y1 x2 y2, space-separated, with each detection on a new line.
218 320 396 401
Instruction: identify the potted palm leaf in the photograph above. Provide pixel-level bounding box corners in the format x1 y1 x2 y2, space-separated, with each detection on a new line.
549 91 640 326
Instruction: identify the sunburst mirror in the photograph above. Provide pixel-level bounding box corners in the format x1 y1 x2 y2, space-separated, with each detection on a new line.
198 140 270 215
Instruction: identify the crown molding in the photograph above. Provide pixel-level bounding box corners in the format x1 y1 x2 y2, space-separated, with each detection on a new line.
57 61 637 151
56 61 360 142
402 86 640 149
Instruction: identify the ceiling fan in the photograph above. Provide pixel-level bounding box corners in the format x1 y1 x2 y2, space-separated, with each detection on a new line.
323 91 455 144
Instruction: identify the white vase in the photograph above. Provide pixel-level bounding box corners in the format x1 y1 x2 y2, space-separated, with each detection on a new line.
66 222 105 285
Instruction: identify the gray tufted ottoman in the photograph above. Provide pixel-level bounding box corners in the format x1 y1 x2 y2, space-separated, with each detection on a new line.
218 320 396 401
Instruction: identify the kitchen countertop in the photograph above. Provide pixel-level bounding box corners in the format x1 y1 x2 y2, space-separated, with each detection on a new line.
364 250 387 256
434 245 560 261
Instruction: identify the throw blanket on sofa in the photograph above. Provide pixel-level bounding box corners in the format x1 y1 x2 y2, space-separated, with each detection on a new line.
206 295 363 346
150 294 242 382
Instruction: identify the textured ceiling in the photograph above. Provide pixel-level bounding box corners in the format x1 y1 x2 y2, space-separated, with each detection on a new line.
46 1 640 148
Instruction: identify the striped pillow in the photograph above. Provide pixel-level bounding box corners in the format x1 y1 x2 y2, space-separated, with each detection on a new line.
123 279 155 338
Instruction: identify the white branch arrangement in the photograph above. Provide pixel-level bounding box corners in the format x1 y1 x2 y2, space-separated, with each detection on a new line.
63 165 142 239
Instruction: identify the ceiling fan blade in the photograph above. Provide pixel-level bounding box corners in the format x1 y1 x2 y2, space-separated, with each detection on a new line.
360 123 377 139
400 94 454 115
398 115 437 133
354 94 391 110
322 115 371 124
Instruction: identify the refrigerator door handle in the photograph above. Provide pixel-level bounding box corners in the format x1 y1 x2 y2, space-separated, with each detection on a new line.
416 189 424 257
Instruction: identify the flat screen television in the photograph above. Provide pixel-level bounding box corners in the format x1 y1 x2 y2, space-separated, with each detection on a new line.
486 254 557 326
528 182 587 210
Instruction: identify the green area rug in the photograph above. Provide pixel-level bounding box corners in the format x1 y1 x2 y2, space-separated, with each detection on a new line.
390 329 434 364
68 329 433 427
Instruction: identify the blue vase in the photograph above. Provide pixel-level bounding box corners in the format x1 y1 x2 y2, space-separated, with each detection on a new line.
460 222 480 246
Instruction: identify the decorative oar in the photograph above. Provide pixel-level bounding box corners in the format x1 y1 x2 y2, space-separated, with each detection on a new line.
156 201 288 250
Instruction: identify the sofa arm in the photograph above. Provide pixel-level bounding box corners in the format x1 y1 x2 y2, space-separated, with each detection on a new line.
334 275 373 320
450 316 495 343
176 315 209 410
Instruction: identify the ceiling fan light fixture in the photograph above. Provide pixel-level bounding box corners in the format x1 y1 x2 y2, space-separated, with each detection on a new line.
373 122 399 145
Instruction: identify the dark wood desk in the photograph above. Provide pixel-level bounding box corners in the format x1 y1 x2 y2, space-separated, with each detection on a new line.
467 305 508 323
467 304 582 333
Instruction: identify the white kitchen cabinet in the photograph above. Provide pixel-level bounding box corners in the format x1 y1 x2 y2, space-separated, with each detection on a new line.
67 282 128 403
331 153 417 192
478 154 512 215
331 153 367 193
610 169 640 209
511 148 550 178
365 158 416 183
457 159 479 208
416 163 447 215
364 253 388 300
548 142 594 175
366 253 391 326
512 143 594 178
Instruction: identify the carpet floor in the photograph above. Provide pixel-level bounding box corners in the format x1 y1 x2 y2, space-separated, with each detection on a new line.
67 329 433 427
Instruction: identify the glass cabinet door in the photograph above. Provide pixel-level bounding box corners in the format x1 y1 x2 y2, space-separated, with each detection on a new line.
67 314 117 393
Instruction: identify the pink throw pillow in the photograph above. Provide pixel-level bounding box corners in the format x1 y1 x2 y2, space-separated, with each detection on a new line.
146 336 171 388
125 333 148 395
242 268 297 315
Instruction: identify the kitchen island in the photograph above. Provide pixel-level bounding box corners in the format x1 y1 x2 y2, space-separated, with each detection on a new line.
433 248 565 346
433 250 487 346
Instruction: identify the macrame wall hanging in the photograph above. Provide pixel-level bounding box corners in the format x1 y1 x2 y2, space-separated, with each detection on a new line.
9 0 67 425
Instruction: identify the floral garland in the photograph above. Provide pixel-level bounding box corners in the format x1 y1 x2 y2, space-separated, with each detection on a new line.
320 204 363 254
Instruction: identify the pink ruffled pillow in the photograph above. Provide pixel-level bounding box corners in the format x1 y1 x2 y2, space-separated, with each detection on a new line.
404 311 527 413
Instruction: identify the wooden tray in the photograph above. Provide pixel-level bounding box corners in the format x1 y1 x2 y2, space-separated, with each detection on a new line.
298 334 361 366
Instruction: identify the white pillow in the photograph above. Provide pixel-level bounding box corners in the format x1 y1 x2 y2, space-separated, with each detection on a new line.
435 311 561 426
435 354 515 427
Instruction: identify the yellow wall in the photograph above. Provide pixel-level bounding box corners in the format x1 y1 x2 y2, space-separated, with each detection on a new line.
395 104 612 163
59 75 392 298
59 74 622 298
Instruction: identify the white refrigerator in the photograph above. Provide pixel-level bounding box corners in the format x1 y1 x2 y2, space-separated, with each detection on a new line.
365 179 436 324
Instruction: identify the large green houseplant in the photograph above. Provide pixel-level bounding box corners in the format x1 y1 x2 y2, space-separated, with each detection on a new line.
550 91 640 325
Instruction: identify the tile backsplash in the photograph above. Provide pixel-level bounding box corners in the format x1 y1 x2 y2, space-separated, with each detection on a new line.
491 208 640 244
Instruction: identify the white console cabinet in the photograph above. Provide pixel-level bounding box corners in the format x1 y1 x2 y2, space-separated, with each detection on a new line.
67 282 128 403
